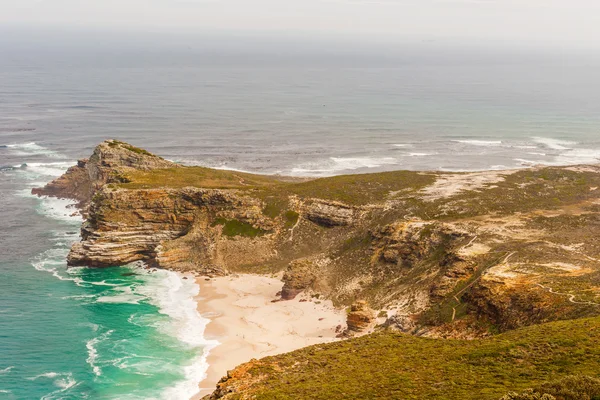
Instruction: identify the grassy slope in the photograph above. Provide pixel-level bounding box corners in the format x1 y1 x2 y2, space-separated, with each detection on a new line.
225 317 600 400
119 167 437 206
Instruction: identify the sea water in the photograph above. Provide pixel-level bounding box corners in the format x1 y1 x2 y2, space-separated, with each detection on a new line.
0 144 216 399
2 41 600 398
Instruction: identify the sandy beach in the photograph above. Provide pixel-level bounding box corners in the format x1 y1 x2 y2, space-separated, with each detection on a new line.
190 274 347 399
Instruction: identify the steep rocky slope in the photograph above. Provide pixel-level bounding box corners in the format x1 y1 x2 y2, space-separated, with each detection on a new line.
32 140 176 208
34 141 600 335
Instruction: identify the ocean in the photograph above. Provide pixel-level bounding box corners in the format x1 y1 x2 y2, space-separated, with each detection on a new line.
1 40 600 398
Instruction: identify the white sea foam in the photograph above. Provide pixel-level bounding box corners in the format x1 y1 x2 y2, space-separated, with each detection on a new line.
24 161 73 177
551 148 600 165
454 139 503 147
36 196 82 224
16 187 82 224
89 280 128 287
96 286 144 304
532 137 577 150
37 372 79 400
28 372 60 380
514 158 539 166
4 142 65 158
407 152 435 157
31 247 84 286
86 330 114 377
290 156 398 176
135 270 218 400
28 371 78 394
0 366 14 374
392 144 413 148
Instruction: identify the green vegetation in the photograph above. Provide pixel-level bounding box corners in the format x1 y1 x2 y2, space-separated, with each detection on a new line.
108 140 155 156
212 218 268 238
283 210 299 228
263 170 436 205
226 317 600 400
501 376 600 400
418 168 600 220
118 167 436 206
119 167 283 190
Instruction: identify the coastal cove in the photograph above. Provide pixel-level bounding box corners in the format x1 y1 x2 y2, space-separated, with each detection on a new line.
21 139 600 398
192 274 346 398
0 143 215 399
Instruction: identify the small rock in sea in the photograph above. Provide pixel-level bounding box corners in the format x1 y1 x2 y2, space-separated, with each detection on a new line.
335 325 343 333
183 276 188 280
319 318 325 321
205 278 211 281
121 272 137 277
276 291 282 296
152 269 157 272
299 299 308 303
271 299 281 303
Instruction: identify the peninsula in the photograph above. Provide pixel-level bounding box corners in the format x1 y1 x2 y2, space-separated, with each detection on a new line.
34 140 600 400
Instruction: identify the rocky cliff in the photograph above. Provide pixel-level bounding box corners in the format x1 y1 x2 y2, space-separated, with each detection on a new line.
32 140 176 208
34 141 600 334
34 141 600 397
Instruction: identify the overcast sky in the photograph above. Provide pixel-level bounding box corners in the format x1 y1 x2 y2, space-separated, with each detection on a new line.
2 0 600 48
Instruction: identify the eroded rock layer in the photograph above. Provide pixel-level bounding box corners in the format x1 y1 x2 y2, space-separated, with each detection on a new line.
34 141 600 340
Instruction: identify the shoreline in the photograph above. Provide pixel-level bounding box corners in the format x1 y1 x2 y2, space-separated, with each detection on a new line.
190 274 347 399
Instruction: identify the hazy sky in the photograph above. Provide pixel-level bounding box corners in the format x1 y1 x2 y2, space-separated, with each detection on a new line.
2 0 600 47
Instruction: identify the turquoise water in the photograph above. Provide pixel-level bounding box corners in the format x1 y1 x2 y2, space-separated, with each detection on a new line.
0 149 215 399
2 43 600 399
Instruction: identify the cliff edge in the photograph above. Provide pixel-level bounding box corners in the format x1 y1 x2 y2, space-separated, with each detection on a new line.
34 141 600 398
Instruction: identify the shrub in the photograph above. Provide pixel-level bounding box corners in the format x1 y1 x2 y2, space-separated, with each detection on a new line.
501 376 600 400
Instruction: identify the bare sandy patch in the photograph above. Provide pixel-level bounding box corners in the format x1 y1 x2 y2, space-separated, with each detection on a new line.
419 170 516 201
190 274 346 399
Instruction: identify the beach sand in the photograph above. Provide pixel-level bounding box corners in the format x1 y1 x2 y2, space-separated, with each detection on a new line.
190 274 346 399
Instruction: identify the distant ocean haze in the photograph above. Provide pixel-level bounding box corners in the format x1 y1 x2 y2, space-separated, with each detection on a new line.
2 42 600 398
1 43 600 175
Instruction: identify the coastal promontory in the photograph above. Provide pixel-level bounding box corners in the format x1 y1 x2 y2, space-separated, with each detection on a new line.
35 140 600 399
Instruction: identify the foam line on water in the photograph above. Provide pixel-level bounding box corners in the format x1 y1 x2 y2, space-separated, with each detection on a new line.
407 152 436 157
290 156 399 176
454 139 503 147
532 136 577 150
86 330 114 377
18 190 83 224
135 270 219 400
4 141 66 159
23 161 74 177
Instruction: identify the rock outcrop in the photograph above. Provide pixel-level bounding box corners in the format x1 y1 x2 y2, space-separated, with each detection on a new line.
32 139 176 207
346 300 376 334
281 258 318 300
301 199 360 227
372 221 467 268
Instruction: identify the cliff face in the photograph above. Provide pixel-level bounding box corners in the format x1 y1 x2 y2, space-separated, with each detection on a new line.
32 140 176 207
35 142 600 339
